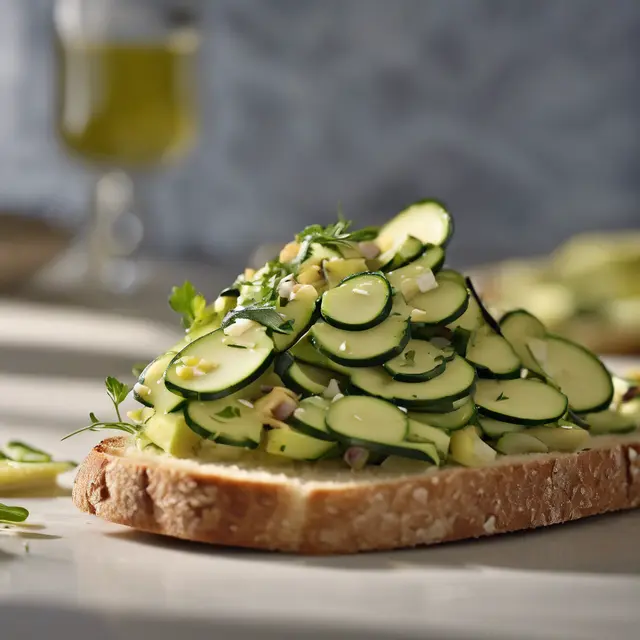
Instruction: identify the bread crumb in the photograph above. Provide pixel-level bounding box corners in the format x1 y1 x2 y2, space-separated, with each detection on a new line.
412 487 428 504
431 476 440 485
326 506 338 515
229 524 238 532
629 449 638 462
483 516 496 534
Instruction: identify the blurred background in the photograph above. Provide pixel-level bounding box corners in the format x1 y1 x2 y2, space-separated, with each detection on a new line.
0 0 638 351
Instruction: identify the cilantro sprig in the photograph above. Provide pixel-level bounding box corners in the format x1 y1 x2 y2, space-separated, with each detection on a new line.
169 281 217 330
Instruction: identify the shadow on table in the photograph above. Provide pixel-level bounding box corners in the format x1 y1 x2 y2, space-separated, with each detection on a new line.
105 509 640 575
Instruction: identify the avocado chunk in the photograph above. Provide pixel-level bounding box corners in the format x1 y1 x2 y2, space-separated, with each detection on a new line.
143 412 201 458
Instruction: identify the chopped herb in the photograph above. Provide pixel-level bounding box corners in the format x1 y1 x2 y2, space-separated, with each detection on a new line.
222 305 294 334
24 542 30 553
0 504 29 524
169 281 217 330
496 392 509 402
280 445 286 452
105 377 131 422
214 406 242 420
400 350 416 367
226 344 249 350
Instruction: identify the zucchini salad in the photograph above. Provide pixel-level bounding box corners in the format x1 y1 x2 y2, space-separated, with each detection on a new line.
81 200 640 470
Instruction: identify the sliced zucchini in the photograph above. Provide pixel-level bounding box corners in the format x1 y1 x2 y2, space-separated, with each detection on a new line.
408 276 469 326
383 339 453 382
373 440 440 465
134 352 185 413
274 354 336 397
349 355 476 409
265 428 336 461
386 245 446 292
377 200 453 253
289 396 333 441
478 417 525 439
143 411 202 458
526 423 590 452
289 333 334 369
310 312 410 368
474 378 568 426
409 394 473 414
0 460 76 491
449 425 497 468
437 269 466 286
499 309 547 375
272 285 319 352
464 327 521 379
322 258 368 288
447 294 485 333
496 433 548 455
326 396 408 445
184 398 263 448
165 326 275 400
407 419 450 456
375 235 425 271
320 272 392 330
408 397 475 431
583 409 637 435
465 277 502 334
533 335 614 414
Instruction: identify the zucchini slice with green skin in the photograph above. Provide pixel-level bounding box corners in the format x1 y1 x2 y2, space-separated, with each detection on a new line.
407 419 450 456
310 312 410 368
165 326 275 400
447 294 485 334
374 440 440 465
583 409 637 435
526 423 590 452
349 355 476 409
265 428 337 461
375 235 425 272
288 396 334 441
326 396 409 445
533 335 614 414
478 417 525 439
474 378 568 426
272 287 319 352
464 328 521 379
437 268 466 286
496 433 548 455
288 334 351 375
408 397 475 431
386 245 446 292
383 339 453 382
134 352 185 413
184 398 263 448
408 276 469 326
449 425 497 468
377 200 453 252
274 354 337 397
320 272 392 331
499 309 547 375
465 277 502 334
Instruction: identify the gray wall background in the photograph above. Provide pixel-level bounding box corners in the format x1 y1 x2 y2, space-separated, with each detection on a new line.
1 0 638 271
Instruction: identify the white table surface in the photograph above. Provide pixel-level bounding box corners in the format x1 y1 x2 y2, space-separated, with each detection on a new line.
1 299 639 640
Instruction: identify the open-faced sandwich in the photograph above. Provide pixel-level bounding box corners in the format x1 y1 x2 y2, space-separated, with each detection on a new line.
72 201 640 554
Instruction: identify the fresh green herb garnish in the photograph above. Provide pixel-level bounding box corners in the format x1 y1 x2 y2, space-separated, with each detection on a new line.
400 350 416 367
3 442 52 463
0 504 29 524
63 377 141 441
496 392 509 402
213 406 242 420
169 281 217 330
222 305 294 334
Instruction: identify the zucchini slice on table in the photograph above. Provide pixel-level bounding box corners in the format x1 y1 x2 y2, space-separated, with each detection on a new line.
474 378 568 426
274 354 337 397
349 355 476 409
134 352 186 413
184 397 263 448
383 339 453 382
377 200 453 252
165 326 275 400
310 311 410 368
289 396 333 441
320 272 392 330
464 328 521 379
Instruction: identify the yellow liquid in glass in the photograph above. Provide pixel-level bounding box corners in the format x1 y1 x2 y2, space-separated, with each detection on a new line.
56 36 198 166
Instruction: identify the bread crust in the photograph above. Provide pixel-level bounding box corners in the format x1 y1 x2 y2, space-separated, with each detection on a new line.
73 436 640 554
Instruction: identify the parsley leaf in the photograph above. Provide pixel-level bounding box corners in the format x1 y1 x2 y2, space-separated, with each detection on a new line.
0 504 29 524
105 376 130 422
496 392 509 402
169 281 217 330
222 305 294 334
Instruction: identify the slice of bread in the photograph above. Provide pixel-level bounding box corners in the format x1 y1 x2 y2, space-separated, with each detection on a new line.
73 435 640 554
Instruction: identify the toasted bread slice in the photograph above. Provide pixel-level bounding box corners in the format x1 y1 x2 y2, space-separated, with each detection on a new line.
73 435 640 554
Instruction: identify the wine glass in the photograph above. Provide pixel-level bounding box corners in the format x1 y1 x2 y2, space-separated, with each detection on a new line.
54 0 200 293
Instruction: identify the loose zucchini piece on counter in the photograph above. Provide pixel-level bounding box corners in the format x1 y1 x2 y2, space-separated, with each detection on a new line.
377 200 453 252
349 355 476 409
165 325 275 400
383 339 453 382
265 428 337 461
408 397 476 430
289 396 333 441
449 425 497 468
321 272 392 330
134 352 186 413
464 327 521 379
184 397 264 448
496 432 548 455
275 354 337 397
475 378 568 426
310 310 410 368
0 460 76 492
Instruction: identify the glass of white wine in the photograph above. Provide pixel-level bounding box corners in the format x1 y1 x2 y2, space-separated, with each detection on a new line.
54 0 200 293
